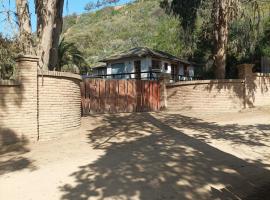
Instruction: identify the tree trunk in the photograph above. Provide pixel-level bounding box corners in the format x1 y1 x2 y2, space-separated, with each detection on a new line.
49 0 64 70
16 0 32 54
35 0 64 70
212 0 229 79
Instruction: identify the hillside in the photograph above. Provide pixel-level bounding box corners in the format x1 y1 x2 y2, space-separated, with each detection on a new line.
63 0 270 74
62 0 183 67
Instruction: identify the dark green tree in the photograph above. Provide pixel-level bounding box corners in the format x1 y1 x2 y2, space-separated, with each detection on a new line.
57 38 88 74
0 35 20 80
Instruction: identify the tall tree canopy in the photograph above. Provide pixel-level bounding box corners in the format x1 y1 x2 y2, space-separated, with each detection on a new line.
161 0 266 79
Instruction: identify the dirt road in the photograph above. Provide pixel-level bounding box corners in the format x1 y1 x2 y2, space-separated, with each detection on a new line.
1 107 270 200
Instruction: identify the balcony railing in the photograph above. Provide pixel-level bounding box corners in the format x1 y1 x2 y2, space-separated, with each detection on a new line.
84 71 202 82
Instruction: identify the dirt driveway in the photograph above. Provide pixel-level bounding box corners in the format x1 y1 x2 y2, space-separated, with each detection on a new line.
1 107 270 200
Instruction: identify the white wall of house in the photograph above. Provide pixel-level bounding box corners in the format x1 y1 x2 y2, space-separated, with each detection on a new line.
107 66 112 75
106 56 194 80
188 65 195 77
140 57 151 79
179 64 184 76
160 60 172 74
106 57 152 79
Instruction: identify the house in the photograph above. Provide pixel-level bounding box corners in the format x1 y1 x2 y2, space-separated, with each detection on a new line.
99 47 195 81
91 63 107 77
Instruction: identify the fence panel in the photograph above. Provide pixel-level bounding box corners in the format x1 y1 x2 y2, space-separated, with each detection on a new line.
81 79 160 114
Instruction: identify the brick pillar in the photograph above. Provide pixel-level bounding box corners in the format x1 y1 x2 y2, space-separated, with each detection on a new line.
16 55 39 141
237 64 254 80
237 64 255 108
159 73 170 110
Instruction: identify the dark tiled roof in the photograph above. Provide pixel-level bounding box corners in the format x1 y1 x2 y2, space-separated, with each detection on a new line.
91 63 107 69
99 47 190 65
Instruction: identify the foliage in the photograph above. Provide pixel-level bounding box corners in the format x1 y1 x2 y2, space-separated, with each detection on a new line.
150 16 183 57
0 35 19 80
63 0 186 68
160 0 269 78
85 0 120 12
62 13 78 33
257 17 270 57
160 0 202 31
57 38 88 74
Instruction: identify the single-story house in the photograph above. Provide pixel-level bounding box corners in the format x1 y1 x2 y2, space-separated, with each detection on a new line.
98 47 195 81
91 63 107 77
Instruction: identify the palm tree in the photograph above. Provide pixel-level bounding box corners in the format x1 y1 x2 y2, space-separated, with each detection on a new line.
57 38 88 73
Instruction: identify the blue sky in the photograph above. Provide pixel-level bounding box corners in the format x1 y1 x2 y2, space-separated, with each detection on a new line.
0 0 132 36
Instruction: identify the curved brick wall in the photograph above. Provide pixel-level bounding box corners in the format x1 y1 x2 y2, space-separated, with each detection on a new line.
0 56 39 146
166 80 245 113
38 71 82 141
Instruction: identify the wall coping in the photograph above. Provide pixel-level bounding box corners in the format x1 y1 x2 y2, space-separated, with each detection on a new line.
16 54 39 62
38 70 82 81
0 79 20 86
166 79 244 87
254 73 270 77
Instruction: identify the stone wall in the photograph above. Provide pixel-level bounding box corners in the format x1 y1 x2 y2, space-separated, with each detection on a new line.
166 80 245 113
0 55 81 145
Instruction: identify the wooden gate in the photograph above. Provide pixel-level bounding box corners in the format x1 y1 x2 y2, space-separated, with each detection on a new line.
81 79 160 114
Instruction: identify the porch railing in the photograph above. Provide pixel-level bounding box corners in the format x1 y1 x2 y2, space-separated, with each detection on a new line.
84 71 202 82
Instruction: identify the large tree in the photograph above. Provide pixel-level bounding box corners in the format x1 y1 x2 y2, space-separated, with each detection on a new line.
161 0 263 79
16 0 32 53
211 0 230 79
15 0 64 70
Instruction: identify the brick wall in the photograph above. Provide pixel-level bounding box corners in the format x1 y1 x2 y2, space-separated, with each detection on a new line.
251 74 270 107
166 80 245 113
38 71 81 141
1 57 270 145
238 64 270 108
0 55 82 145
0 56 38 145
166 64 270 113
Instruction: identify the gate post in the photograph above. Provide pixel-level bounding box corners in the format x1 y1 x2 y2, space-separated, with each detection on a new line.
237 64 255 108
159 73 170 110
16 55 39 141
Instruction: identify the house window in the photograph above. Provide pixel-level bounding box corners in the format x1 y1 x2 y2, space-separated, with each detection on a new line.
111 63 125 78
164 63 168 71
184 65 188 76
152 60 161 70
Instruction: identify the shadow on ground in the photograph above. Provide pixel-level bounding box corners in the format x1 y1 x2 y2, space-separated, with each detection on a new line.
0 128 36 175
60 112 270 200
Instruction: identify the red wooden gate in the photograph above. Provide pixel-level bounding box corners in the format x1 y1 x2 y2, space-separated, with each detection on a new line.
81 79 160 114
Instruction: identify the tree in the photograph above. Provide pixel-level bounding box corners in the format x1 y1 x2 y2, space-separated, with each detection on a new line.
16 0 32 53
0 34 20 79
161 0 264 79
35 0 64 70
57 37 87 73
84 0 120 12
84 2 95 12
211 0 230 79
14 0 65 70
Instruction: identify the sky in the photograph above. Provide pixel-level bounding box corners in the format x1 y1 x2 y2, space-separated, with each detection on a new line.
0 0 132 36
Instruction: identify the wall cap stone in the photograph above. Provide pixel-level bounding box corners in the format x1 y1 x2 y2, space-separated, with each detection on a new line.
38 70 82 81
255 73 270 77
16 55 39 63
0 79 21 86
166 79 244 87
